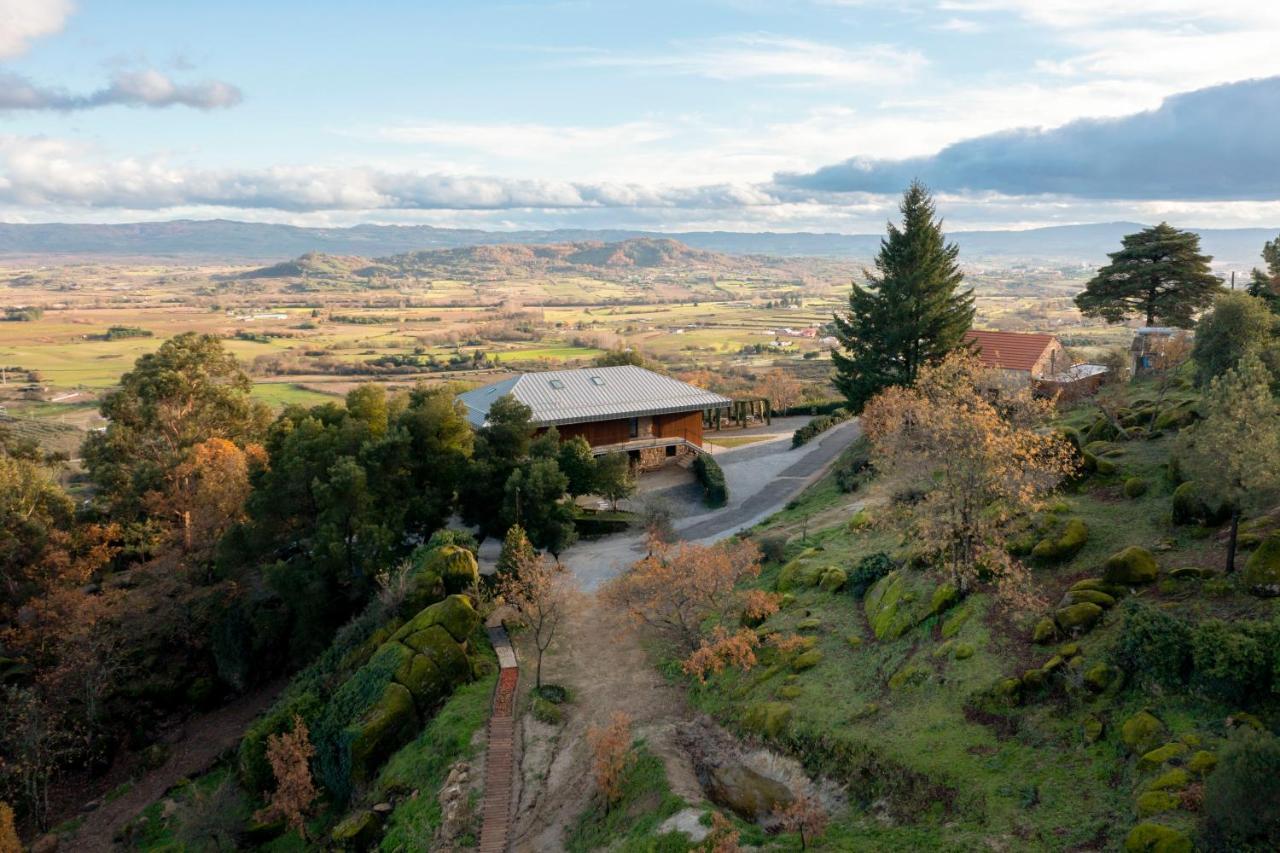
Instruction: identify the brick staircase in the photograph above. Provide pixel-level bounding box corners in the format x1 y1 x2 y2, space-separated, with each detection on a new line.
479 627 519 853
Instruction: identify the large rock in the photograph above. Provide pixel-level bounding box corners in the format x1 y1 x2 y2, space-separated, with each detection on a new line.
1031 518 1090 563
1103 547 1158 585
1243 534 1280 597
1171 481 1228 527
864 571 944 640
1124 822 1192 853
742 702 791 739
346 682 418 789
1121 711 1167 756
390 594 480 646
1054 602 1104 634
706 764 794 821
331 809 382 849
421 545 480 594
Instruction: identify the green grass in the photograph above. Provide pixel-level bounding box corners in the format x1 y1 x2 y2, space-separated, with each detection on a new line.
250 382 339 409
491 344 606 363
563 744 686 853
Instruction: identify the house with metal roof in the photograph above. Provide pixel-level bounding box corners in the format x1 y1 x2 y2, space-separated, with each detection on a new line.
458 365 732 468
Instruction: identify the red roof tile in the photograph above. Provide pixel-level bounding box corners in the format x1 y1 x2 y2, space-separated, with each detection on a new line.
964 330 1058 372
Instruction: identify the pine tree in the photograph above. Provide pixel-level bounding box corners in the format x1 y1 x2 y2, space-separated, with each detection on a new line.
1075 223 1222 327
832 181 974 410
1247 234 1280 312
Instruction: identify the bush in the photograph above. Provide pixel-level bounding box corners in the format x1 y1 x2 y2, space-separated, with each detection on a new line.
425 528 479 556
1190 620 1271 703
692 454 728 508
1123 477 1149 498
1110 599 1191 688
792 409 852 448
758 534 788 564
1203 730 1280 849
833 437 873 493
573 512 634 538
847 552 895 600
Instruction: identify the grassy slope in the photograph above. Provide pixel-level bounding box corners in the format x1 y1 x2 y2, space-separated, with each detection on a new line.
679 378 1278 851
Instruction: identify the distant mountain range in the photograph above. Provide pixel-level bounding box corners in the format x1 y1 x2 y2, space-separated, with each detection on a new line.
0 218 1275 265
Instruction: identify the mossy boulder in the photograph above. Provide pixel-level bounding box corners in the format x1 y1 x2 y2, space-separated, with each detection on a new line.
1060 589 1117 609
390 594 480 646
420 545 480 594
1124 478 1150 499
1243 534 1280 597
1122 711 1167 755
1135 790 1180 818
888 664 927 690
1031 518 1090 562
742 702 792 739
776 550 820 591
1054 602 1104 634
706 763 794 822
927 582 959 616
1032 617 1058 644
1103 546 1158 585
1153 404 1197 431
795 617 821 632
347 682 418 790
1171 481 1229 527
1082 716 1104 744
941 606 971 639
1186 750 1217 775
818 567 847 592
776 685 802 700
331 810 382 849
1084 663 1118 693
1124 822 1192 853
792 650 822 671
1145 767 1190 792
395 626 470 709
1138 742 1188 772
864 571 937 640
953 643 974 660
1070 577 1127 597
1082 450 1117 475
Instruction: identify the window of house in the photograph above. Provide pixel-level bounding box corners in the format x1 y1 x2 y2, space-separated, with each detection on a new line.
549 379 565 389
629 417 639 437
590 376 606 386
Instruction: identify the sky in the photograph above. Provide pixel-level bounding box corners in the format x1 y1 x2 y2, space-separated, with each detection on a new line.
0 0 1279 232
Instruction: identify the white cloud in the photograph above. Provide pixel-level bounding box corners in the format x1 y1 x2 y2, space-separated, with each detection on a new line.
0 0 73 59
567 34 925 84
0 69 243 111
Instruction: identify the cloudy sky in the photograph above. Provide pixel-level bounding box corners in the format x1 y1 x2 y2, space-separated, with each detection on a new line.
1 0 1279 232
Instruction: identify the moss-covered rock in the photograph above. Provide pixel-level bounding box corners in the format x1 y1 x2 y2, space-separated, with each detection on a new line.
1124 478 1150 498
420 545 480 594
1070 577 1127 597
1032 617 1058 644
1082 716 1104 744
1153 404 1197 432
1082 450 1117 475
390 594 480 646
1171 481 1229 527
1138 742 1189 772
1243 534 1280 597
795 617 821 632
1054 602 1104 634
864 571 911 640
846 634 863 649
1061 589 1117 609
1021 668 1047 689
777 685 802 700
742 702 792 738
331 810 382 849
1103 546 1158 585
1124 822 1192 853
1084 663 1118 693
395 627 469 709
792 650 822 671
1031 518 1090 562
818 567 847 592
1186 750 1217 775
888 664 927 690
1135 790 1180 818
941 607 971 639
953 643 974 660
1145 767 1190 792
1122 711 1167 755
706 763 794 822
776 550 821 591
347 682 418 790
928 582 959 616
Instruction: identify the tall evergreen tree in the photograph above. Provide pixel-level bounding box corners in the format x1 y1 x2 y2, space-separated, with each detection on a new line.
831 181 974 410
1075 223 1222 327
1247 234 1280 312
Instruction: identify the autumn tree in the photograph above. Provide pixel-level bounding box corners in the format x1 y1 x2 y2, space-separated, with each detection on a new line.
754 370 803 415
832 181 975 410
256 715 318 837
1176 354 1280 573
1075 223 1222 327
83 332 270 521
603 538 762 652
778 794 829 850
683 627 760 683
0 801 18 853
587 711 634 809
862 352 1076 606
497 551 574 688
496 523 536 576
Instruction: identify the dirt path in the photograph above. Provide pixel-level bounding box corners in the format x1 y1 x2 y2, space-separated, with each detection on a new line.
66 681 284 852
508 599 703 852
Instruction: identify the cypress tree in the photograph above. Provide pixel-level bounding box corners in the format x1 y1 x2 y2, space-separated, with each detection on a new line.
1075 222 1222 327
832 180 974 410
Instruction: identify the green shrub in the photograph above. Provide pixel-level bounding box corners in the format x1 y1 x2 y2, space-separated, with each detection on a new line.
693 454 728 508
532 697 563 724
1124 477 1149 498
757 534 788 564
1190 620 1270 703
833 437 873 493
846 552 895 600
1203 730 1280 849
1110 599 1191 688
792 409 852 448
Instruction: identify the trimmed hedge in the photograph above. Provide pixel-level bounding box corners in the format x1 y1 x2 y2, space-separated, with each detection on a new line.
777 399 848 417
573 510 634 537
792 408 852 448
692 454 728 508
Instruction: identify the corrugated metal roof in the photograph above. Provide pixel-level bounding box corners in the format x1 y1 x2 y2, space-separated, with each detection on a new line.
458 365 733 428
965 329 1058 373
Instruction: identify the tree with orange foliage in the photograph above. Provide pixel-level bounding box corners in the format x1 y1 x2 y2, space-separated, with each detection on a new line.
146 437 267 562
587 711 634 810
683 627 760 683
255 715 318 837
754 370 803 415
861 352 1075 609
778 794 828 850
0 801 18 853
603 538 762 652
497 550 575 689
740 589 781 625
703 811 742 853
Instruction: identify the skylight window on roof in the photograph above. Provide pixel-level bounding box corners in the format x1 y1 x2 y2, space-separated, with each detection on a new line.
590 376 606 386
549 379 566 389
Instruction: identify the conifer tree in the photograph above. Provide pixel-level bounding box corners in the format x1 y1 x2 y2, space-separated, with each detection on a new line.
1075 223 1222 327
1247 234 1280 312
832 181 974 410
